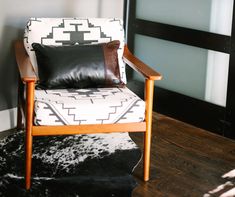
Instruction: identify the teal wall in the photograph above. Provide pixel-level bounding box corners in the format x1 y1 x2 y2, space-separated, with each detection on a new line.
134 35 208 100
136 0 212 32
133 0 219 101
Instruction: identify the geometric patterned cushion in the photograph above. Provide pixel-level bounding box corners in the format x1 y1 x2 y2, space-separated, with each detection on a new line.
34 87 145 126
24 17 127 83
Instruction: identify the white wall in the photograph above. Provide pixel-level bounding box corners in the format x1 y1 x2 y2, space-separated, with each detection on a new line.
0 0 124 132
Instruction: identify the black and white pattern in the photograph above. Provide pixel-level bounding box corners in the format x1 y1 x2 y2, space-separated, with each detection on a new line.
0 131 141 196
23 18 144 126
34 87 145 126
24 18 126 83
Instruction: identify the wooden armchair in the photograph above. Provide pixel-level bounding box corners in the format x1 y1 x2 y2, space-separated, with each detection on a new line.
14 18 162 190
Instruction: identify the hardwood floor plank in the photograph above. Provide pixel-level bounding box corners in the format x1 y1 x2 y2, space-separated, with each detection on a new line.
131 113 235 197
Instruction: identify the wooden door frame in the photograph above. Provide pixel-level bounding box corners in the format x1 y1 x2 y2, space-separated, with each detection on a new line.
124 0 235 139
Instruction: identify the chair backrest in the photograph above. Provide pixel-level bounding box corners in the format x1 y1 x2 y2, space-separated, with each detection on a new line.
24 18 126 83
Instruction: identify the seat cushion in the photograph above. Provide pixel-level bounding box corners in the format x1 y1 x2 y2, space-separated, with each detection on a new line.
24 18 127 83
34 87 145 125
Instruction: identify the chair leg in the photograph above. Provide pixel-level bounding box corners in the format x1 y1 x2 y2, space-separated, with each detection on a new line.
17 77 24 131
25 127 33 190
144 79 154 181
17 106 23 131
25 81 35 190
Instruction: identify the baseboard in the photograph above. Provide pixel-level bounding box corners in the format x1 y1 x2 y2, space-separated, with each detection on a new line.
0 108 17 132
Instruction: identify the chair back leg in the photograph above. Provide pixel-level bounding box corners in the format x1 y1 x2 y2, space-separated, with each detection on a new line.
25 81 35 189
17 77 24 131
144 79 154 181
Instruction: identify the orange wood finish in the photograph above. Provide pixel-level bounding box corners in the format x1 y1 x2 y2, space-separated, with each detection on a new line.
15 40 162 189
144 79 155 181
32 122 146 136
123 45 162 80
14 41 38 82
25 81 35 190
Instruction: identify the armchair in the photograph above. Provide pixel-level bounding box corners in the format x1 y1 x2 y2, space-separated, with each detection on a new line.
15 18 162 190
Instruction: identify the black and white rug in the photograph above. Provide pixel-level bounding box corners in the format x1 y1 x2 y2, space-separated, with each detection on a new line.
0 131 142 197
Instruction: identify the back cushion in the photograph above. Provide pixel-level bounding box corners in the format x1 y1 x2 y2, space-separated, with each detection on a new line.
24 18 126 83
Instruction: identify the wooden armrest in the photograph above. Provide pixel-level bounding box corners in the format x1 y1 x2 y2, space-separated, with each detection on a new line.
14 40 38 82
123 45 162 80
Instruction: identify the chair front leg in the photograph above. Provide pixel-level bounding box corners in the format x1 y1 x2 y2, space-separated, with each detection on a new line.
25 81 35 190
144 79 154 181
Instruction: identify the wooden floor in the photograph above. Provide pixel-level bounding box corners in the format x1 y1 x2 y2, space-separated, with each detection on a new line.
1 113 234 196
131 112 235 197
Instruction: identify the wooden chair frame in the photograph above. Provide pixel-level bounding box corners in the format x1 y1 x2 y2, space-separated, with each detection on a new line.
14 40 162 190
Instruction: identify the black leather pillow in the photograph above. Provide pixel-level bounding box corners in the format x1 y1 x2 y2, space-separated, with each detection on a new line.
32 41 124 89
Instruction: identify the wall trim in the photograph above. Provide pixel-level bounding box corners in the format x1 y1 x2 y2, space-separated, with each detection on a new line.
0 108 17 132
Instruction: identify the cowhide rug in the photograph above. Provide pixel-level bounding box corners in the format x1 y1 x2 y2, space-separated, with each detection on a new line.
0 131 141 197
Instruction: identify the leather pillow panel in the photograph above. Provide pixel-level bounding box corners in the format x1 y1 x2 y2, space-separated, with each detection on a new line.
32 41 123 89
